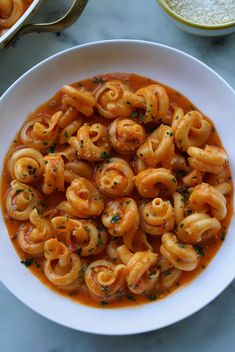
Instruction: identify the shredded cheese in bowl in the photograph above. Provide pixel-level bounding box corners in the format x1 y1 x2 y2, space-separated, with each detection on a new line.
167 0 235 26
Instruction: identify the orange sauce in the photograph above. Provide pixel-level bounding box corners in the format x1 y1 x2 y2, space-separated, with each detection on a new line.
1 73 233 308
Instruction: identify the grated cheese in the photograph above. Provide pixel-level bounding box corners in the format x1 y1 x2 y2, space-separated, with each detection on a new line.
167 0 235 25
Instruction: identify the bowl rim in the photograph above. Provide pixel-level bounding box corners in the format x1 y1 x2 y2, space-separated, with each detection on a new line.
0 39 235 335
157 0 235 30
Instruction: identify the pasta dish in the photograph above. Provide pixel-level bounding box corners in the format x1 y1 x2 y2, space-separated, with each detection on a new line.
0 0 33 34
1 73 233 308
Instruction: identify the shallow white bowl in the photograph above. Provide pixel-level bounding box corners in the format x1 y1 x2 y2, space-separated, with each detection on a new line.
0 40 235 335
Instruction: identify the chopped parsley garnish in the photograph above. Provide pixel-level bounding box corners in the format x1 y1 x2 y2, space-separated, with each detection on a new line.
100 151 111 161
175 170 185 179
220 231 226 241
76 247 82 255
167 131 174 137
93 77 105 85
163 270 172 276
110 214 121 223
194 244 205 257
21 258 34 267
96 237 104 246
48 143 56 153
126 294 136 301
131 111 138 118
138 113 145 122
97 223 104 232
177 185 190 201
147 294 157 301
100 300 108 305
172 177 177 183
64 131 68 138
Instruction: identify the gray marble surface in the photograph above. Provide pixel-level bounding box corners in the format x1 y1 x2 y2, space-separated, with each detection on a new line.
0 0 235 350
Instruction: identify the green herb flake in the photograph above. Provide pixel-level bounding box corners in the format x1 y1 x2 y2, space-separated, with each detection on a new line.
126 294 136 301
138 113 145 122
21 258 34 267
175 170 185 179
96 237 104 246
147 294 157 301
12 233 18 240
76 247 82 255
167 131 174 137
163 270 172 276
131 111 138 118
172 177 177 183
220 231 226 241
110 214 121 224
100 300 108 305
93 77 105 85
194 244 205 257
64 131 68 138
100 151 111 161
48 143 56 153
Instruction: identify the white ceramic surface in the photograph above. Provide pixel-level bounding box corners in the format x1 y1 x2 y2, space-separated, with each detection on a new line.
0 40 235 335
0 0 43 47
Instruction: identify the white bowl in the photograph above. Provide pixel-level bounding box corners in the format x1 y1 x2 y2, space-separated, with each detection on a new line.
0 40 235 335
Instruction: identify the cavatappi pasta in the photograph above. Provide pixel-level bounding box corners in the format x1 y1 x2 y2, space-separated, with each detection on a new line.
1 73 233 308
0 0 33 34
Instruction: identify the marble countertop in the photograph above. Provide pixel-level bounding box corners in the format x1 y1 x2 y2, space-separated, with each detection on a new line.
0 0 235 350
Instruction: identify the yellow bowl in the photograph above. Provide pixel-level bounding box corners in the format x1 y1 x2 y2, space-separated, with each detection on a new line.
156 0 235 36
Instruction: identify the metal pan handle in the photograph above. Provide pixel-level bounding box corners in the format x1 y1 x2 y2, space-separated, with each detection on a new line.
6 0 89 47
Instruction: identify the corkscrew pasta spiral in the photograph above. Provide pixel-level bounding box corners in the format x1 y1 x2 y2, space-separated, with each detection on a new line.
137 125 174 167
95 157 135 197
18 208 53 255
174 111 211 151
188 145 228 174
8 148 43 183
158 257 182 289
117 245 159 294
189 183 227 220
160 233 199 271
52 216 107 256
64 160 93 183
84 259 127 301
6 180 42 220
134 84 169 124
102 197 139 237
58 108 83 145
140 198 175 236
20 112 61 151
135 168 177 198
65 177 104 217
44 238 82 289
68 123 110 161
177 213 221 244
61 85 96 117
42 154 65 194
95 80 140 119
109 117 145 154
